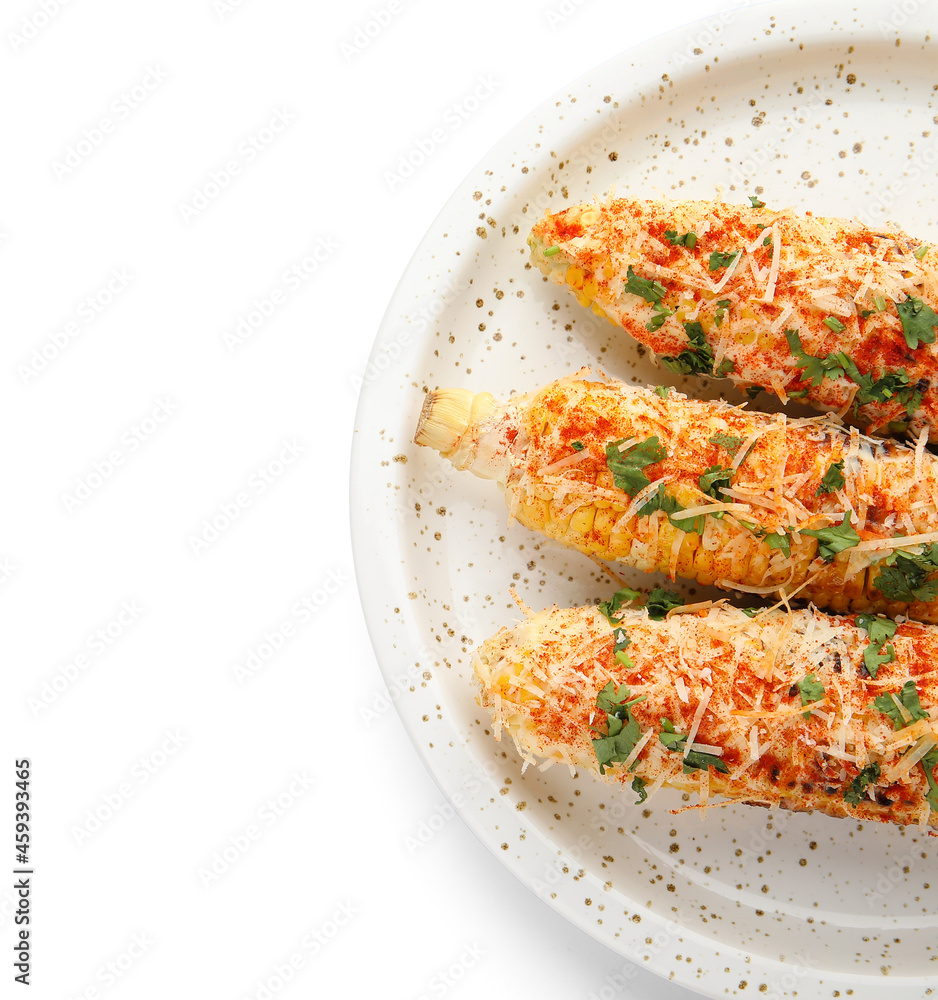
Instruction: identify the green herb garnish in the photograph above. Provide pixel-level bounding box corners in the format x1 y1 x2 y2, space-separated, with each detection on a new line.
592 682 647 775
896 295 938 350
664 230 698 249
844 763 881 806
708 431 743 456
542 245 561 257
801 511 860 562
639 483 704 534
873 680 930 729
873 544 938 604
659 718 729 774
764 529 791 559
571 440 585 451
698 465 733 500
714 299 731 327
613 627 635 668
605 436 667 497
654 385 670 398
749 196 765 208
855 613 898 679
816 459 846 496
625 265 667 305
631 775 648 804
785 328 847 387
708 249 742 272
597 587 643 624
797 673 825 718
646 588 684 621
646 301 673 331
660 321 718 377
823 315 847 333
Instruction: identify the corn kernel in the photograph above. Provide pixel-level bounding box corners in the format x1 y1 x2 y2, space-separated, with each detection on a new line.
566 266 585 290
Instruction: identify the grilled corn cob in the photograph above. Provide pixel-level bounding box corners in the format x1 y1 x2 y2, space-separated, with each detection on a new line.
414 370 938 620
475 601 938 828
528 196 938 440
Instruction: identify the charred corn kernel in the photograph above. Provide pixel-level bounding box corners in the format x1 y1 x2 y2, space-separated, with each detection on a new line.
414 370 938 621
475 602 938 829
528 195 938 440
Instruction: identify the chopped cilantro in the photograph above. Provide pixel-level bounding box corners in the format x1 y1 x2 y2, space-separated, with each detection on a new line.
740 607 760 618
653 385 670 398
763 235 773 247
823 315 847 333
873 544 938 604
801 511 860 562
625 265 667 305
708 249 742 271
749 196 765 208
597 587 643 624
612 627 635 668
714 299 731 327
542 245 561 257
698 464 733 500
896 295 938 350
844 762 881 806
797 673 825 718
646 301 673 331
715 358 735 377
764 529 791 559
785 328 846 387
638 482 703 533
745 386 763 400
664 230 698 249
658 717 684 750
605 436 667 497
923 749 938 812
591 682 647 775
816 459 846 496
873 680 930 730
646 587 684 621
855 613 898 679
708 431 743 456
661 321 719 377
658 718 729 774
571 440 585 451
670 510 707 534
631 775 648 804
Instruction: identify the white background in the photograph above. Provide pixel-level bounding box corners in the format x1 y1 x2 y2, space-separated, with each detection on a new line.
0 1 775 998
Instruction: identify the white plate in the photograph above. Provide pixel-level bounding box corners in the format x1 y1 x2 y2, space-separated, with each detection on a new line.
351 4 938 996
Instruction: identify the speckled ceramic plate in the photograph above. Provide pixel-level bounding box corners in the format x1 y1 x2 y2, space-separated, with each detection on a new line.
352 4 938 997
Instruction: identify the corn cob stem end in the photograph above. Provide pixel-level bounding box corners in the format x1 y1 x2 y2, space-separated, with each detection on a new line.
414 387 483 456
